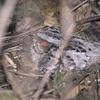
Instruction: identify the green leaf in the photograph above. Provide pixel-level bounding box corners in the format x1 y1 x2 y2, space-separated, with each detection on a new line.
0 90 19 100
53 72 66 87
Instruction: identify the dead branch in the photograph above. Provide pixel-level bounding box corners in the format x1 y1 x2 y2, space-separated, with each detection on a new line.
89 71 99 100
32 0 75 99
0 84 10 88
0 0 17 52
91 5 100 14
71 0 89 12
1 25 44 41
76 15 100 25
9 70 44 77
61 64 96 100
1 54 27 100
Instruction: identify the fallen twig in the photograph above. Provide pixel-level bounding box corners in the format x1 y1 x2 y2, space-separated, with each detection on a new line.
4 54 17 68
76 15 100 25
91 5 100 14
0 84 10 88
32 0 75 99
1 25 44 41
61 64 96 100
9 70 44 78
89 71 99 100
0 0 17 52
43 89 55 95
1 54 27 100
71 0 89 12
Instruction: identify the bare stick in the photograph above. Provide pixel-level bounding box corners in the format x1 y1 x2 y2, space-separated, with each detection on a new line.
89 71 99 100
76 14 100 25
1 25 44 41
4 54 17 68
9 70 44 77
71 0 89 12
32 0 75 99
1 54 27 100
0 0 17 52
61 64 96 100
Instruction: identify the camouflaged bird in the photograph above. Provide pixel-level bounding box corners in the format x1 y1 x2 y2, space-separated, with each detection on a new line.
30 27 100 74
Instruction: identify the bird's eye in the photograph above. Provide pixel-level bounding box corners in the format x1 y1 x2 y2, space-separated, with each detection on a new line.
41 41 48 47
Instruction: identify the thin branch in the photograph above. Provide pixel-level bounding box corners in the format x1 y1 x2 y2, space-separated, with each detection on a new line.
0 0 17 52
61 64 96 100
71 0 89 12
32 0 76 99
4 54 17 68
1 25 44 41
9 70 44 77
91 5 100 14
89 71 99 100
0 84 10 88
76 15 100 25
1 54 27 100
